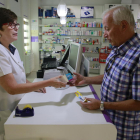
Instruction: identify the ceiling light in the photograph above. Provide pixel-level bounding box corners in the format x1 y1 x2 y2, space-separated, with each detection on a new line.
60 16 66 24
57 0 67 17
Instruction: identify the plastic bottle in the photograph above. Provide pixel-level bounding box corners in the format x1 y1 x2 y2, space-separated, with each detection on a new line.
85 22 87 27
57 29 60 35
86 22 88 27
71 22 73 27
83 22 85 27
69 21 71 27
75 22 78 27
92 22 94 27
66 22 69 27
43 9 46 18
100 23 103 28
78 22 81 27
79 39 81 44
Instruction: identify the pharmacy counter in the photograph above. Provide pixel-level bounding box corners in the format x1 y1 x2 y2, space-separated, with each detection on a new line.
5 78 117 140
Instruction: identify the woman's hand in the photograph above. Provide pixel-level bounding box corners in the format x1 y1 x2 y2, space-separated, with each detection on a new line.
48 75 67 88
34 87 46 93
70 72 87 86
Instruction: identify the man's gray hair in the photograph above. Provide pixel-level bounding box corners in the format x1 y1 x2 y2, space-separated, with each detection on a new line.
102 5 135 30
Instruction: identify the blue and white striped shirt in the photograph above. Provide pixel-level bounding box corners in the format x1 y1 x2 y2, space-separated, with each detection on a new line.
101 33 140 140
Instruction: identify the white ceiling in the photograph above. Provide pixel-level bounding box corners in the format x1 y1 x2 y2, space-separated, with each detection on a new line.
39 0 122 6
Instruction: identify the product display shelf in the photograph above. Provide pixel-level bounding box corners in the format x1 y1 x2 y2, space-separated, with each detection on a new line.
38 17 102 74
136 19 140 35
23 18 34 74
39 26 102 29
39 42 63 44
83 52 99 54
23 18 31 53
39 34 101 37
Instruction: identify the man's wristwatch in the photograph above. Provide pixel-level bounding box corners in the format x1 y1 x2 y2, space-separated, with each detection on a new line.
100 101 104 111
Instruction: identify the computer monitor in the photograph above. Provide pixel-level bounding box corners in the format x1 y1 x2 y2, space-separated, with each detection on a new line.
59 44 70 66
67 39 73 45
63 37 70 45
67 42 82 74
79 53 89 77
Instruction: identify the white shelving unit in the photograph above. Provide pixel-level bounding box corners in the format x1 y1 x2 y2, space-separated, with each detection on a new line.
38 17 102 74
136 19 140 38
23 18 34 74
23 18 30 53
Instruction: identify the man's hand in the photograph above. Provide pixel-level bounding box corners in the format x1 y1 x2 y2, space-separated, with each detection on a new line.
70 72 87 86
80 98 100 110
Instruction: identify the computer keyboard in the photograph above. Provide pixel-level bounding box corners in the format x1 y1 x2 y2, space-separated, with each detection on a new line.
42 61 57 69
41 57 57 69
47 61 57 68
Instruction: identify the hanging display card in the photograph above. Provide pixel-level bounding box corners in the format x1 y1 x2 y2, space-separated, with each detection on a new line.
99 47 111 63
81 6 94 18
31 19 38 42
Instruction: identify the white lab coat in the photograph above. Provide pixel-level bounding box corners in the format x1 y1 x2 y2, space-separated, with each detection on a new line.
0 44 26 139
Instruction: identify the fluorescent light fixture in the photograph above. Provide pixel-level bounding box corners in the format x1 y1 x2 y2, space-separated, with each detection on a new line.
23 18 28 22
60 16 66 24
57 0 67 17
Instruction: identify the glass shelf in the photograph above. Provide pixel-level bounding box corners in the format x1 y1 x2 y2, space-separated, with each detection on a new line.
83 52 99 54
39 50 53 52
39 43 63 44
81 44 101 45
90 68 100 70
23 22 28 25
89 61 99 63
39 25 102 28
39 34 101 37
39 25 61 27
39 17 102 20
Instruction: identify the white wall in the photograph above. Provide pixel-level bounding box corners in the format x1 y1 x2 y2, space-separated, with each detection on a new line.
0 0 5 7
0 0 31 65
104 4 139 22
22 0 29 18
132 0 140 4
121 0 133 4
30 0 40 71
39 0 121 6
9 0 21 17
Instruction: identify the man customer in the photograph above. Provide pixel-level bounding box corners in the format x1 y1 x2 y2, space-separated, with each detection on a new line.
72 5 140 140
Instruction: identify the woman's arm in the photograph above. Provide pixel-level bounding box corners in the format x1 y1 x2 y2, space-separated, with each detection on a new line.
0 73 66 95
26 79 46 93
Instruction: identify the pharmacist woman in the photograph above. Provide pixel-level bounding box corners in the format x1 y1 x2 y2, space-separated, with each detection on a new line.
0 7 66 140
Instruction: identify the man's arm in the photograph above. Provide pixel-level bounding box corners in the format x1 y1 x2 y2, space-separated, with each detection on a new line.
104 99 140 111
72 72 104 86
81 98 140 111
85 74 104 85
